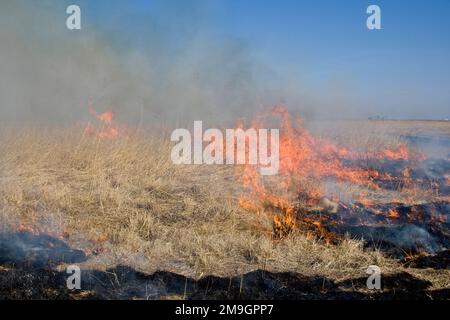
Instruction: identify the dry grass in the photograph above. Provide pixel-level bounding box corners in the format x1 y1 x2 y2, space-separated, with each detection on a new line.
308 119 450 152
0 125 448 296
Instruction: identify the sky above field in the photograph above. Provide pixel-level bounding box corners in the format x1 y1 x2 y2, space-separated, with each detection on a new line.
80 0 450 119
1 0 449 121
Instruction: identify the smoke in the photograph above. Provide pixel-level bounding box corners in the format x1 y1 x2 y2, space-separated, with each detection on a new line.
1 1 449 128
0 0 287 127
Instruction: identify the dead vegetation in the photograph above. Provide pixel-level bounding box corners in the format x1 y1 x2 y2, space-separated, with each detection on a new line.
0 124 448 299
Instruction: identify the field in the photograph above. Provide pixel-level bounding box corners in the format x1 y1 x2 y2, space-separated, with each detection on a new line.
0 116 449 300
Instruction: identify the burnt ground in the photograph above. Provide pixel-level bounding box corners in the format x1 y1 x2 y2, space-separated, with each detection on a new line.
0 231 448 300
297 156 450 259
324 200 450 258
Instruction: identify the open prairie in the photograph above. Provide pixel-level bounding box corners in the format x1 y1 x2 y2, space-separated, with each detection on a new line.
1 114 449 300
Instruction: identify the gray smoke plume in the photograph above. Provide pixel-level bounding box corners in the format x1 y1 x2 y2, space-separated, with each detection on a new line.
0 0 286 127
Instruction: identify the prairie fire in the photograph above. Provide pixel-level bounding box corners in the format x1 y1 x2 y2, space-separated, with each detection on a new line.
237 105 450 251
2 0 450 302
1 103 449 300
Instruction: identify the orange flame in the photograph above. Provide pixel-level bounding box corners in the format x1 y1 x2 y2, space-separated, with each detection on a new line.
86 101 126 138
387 208 400 220
237 105 421 240
96 111 114 125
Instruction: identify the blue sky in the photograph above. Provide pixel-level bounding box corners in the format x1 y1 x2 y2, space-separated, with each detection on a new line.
61 1 450 118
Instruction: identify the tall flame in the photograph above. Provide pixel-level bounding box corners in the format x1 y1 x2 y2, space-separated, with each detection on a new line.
237 105 421 239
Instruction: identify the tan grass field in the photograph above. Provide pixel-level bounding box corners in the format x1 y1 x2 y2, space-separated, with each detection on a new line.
0 121 449 299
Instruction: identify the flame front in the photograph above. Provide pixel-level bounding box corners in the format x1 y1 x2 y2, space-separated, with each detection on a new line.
237 105 427 240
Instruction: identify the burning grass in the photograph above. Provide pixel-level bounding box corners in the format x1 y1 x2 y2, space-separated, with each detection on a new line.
237 106 449 245
0 111 449 299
